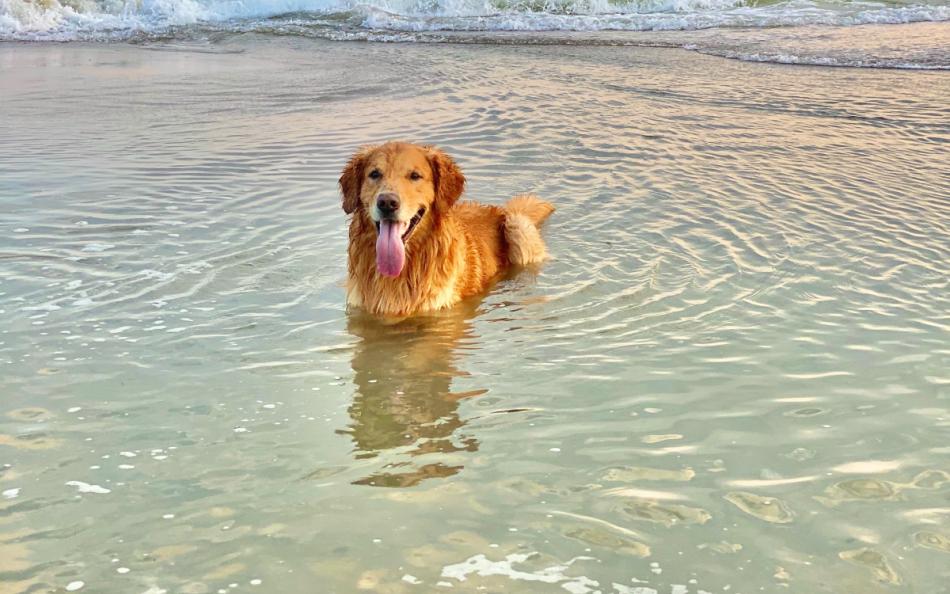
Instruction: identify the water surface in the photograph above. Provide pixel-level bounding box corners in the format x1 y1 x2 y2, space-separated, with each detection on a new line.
3 0 950 69
1 39 949 593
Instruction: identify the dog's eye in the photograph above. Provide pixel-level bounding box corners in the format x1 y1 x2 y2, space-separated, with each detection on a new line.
409 171 423 181
368 169 382 180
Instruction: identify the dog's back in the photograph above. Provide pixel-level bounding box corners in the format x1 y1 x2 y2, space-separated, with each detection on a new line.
454 193 555 287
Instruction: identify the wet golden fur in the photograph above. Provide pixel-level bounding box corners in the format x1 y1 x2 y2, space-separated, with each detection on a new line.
340 142 554 317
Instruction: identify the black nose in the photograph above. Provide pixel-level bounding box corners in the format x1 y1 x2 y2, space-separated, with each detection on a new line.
376 193 399 216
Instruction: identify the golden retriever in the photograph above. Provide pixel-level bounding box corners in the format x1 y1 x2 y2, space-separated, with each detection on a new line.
339 142 554 317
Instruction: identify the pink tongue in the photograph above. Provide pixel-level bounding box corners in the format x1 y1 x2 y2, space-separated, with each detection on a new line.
376 220 408 277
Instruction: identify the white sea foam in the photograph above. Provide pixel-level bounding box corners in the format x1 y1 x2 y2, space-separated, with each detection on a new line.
66 480 111 494
1 0 948 40
361 2 950 31
441 552 598 590
696 49 945 69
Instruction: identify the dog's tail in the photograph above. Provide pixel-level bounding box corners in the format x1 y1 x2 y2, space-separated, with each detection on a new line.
503 194 555 266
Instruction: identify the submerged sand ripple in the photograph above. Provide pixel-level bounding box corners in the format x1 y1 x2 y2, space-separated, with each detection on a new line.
724 491 794 524
621 499 711 527
915 531 950 554
839 547 902 585
603 466 695 482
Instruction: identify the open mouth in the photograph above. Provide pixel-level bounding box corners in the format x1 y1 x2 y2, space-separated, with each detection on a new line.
375 206 426 241
374 206 426 278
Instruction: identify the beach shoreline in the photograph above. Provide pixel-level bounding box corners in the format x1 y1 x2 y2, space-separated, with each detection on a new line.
2 20 949 70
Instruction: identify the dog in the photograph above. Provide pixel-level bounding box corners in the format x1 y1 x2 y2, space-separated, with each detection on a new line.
339 142 554 317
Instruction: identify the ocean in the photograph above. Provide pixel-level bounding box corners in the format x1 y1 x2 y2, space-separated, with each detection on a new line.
2 0 949 68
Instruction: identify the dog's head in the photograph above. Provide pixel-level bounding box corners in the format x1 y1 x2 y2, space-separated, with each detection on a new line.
339 142 465 277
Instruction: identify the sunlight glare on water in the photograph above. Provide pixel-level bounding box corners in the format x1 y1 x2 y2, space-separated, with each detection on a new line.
1 39 949 593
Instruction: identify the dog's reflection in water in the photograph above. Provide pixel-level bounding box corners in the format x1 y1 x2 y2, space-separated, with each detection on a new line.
340 302 485 488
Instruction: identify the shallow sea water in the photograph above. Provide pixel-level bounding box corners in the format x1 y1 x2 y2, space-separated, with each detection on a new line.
1 38 949 593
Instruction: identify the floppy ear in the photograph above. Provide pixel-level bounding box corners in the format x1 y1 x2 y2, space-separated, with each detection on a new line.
339 146 375 214
427 146 465 213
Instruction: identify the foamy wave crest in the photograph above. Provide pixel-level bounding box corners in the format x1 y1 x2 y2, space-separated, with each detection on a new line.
696 49 946 69
362 2 950 31
0 0 339 38
1 0 948 40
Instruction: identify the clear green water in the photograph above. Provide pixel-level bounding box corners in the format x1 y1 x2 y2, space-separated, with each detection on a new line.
1 39 948 594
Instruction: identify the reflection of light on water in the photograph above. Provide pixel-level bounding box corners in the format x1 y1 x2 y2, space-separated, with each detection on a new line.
441 552 599 590
440 552 709 594
65 480 111 494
